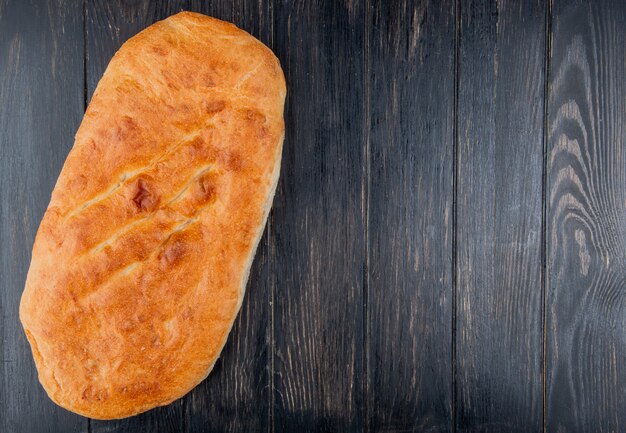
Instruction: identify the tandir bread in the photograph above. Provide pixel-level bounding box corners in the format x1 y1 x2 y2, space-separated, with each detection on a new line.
19 11 285 419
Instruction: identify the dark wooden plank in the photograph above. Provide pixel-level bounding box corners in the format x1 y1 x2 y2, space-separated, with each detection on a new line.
0 0 87 432
455 1 546 431
184 1 273 432
367 0 455 431
546 0 626 431
86 1 187 431
271 1 365 431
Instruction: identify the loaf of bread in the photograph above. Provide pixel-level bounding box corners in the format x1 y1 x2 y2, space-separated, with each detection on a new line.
19 12 285 419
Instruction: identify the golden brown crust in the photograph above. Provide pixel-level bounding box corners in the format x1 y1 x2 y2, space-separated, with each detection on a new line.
19 11 285 419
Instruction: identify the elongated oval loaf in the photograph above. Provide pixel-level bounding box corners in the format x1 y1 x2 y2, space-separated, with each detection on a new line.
20 11 285 419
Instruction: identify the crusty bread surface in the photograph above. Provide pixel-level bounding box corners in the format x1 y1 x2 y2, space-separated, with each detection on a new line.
19 11 285 419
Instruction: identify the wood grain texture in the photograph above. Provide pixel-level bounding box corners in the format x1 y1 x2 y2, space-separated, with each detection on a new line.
0 0 86 432
184 1 274 432
86 1 187 431
455 0 546 431
546 0 626 431
366 1 455 431
271 0 365 431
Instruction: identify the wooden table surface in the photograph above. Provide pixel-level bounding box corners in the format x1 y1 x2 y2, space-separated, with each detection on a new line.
1 0 625 432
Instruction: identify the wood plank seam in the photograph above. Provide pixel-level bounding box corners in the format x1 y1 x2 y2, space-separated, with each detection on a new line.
452 0 460 432
541 1 554 433
268 214 275 433
362 0 371 431
267 9 276 432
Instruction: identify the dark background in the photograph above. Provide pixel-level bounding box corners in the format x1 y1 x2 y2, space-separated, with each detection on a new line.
1 0 625 432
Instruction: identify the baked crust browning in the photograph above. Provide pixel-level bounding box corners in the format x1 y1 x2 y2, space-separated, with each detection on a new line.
19 12 285 419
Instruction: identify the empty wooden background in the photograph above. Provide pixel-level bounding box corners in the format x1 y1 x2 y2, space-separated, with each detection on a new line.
1 0 624 432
